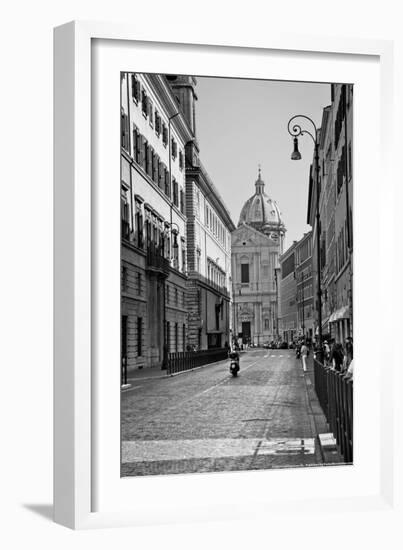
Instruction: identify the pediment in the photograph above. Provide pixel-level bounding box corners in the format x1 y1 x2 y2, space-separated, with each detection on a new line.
232 223 274 247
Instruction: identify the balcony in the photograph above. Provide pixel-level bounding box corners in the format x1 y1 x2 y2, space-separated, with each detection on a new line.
146 246 170 277
189 271 230 298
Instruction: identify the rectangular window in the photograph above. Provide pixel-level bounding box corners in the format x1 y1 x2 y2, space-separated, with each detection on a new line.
173 179 179 207
152 150 158 183
183 324 186 352
137 317 143 357
137 272 142 295
175 288 178 306
166 321 171 353
162 123 168 146
146 144 152 177
121 196 130 239
155 111 161 136
171 138 177 159
148 97 153 126
121 111 129 151
141 88 147 117
180 189 185 214
173 236 179 269
143 139 149 172
122 266 128 292
179 150 184 170
164 168 170 197
131 74 140 102
241 263 249 283
135 201 144 249
181 240 186 272
175 322 178 352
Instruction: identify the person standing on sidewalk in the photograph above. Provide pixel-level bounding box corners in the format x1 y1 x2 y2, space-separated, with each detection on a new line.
300 340 309 372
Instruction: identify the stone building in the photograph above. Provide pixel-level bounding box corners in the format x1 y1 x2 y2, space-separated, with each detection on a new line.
279 242 297 344
295 232 314 341
307 84 353 344
120 72 193 371
231 169 285 346
167 75 235 350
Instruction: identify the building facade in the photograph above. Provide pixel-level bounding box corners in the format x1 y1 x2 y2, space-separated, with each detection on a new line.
295 232 314 340
121 72 193 371
166 75 235 350
232 170 285 346
307 84 353 344
279 242 297 344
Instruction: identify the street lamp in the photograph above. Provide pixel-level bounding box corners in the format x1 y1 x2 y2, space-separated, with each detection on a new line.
287 114 323 363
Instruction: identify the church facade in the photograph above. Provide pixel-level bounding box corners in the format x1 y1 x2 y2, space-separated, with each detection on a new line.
231 170 286 346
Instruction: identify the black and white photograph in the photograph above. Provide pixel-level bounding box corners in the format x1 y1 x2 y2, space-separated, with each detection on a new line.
120 73 353 477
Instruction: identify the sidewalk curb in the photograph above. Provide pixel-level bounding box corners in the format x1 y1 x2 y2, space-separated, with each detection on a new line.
317 433 345 465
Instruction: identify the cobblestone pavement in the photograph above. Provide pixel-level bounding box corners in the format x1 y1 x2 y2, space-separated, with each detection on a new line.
121 349 340 476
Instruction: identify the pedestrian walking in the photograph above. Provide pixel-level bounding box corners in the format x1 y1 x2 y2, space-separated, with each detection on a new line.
332 343 344 372
300 341 308 372
345 337 353 366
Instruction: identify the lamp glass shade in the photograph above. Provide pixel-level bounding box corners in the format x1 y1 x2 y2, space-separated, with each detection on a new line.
291 137 302 160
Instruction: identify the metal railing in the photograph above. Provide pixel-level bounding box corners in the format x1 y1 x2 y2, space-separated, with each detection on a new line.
167 348 228 375
146 247 170 275
314 359 353 462
188 271 230 297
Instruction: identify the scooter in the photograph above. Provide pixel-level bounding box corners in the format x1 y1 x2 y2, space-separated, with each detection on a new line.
228 351 240 377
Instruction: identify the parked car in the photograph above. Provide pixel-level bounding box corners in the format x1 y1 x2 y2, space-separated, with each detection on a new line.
278 341 288 349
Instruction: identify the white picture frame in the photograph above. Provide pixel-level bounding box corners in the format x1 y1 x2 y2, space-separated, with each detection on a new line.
54 21 396 530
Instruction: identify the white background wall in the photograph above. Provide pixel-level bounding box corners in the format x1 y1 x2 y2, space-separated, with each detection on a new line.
1 0 402 547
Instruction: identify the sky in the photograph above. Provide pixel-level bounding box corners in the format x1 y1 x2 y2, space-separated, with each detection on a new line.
194 76 330 249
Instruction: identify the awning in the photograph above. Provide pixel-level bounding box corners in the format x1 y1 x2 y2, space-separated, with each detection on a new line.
329 305 350 323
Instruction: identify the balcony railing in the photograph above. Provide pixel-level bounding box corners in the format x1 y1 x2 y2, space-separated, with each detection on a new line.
189 271 230 297
146 246 170 276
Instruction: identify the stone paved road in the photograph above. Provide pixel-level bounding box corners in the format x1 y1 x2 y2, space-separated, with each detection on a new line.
121 349 332 476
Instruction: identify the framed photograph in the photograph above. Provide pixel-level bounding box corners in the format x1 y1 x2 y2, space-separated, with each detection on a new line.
54 21 395 529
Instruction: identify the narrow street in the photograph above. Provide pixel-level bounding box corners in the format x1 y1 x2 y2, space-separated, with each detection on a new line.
121 349 333 476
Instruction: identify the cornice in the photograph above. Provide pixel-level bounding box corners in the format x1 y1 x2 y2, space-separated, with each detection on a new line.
145 74 194 145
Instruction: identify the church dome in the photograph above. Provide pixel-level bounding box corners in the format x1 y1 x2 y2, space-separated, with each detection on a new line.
238 169 285 233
